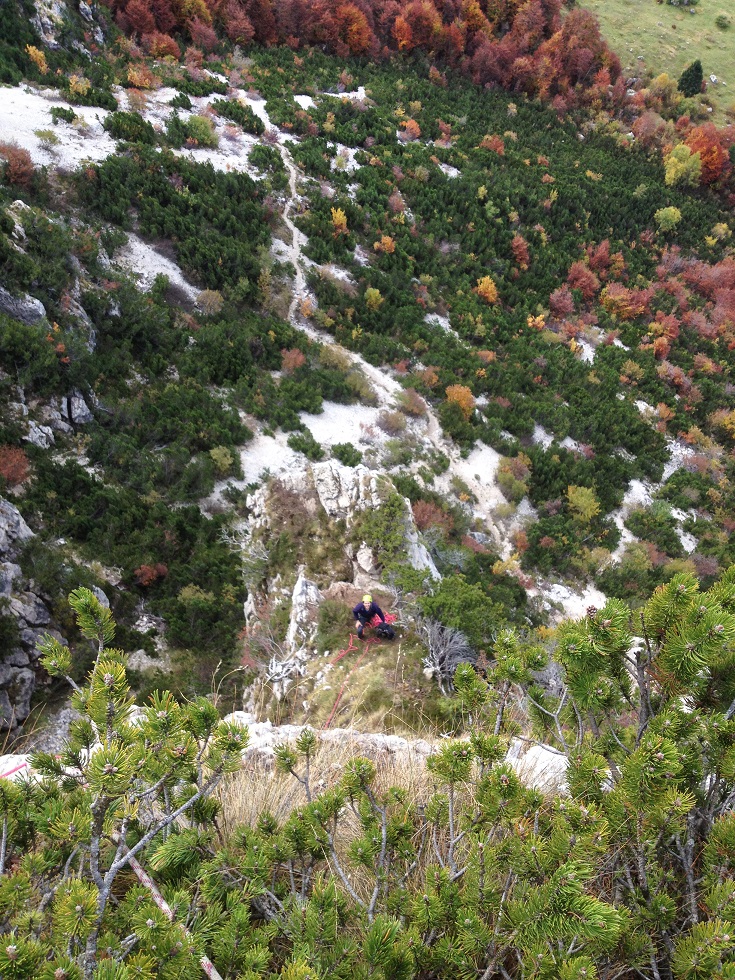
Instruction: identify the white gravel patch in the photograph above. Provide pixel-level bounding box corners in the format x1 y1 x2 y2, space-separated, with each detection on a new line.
0 85 115 169
331 143 360 173
424 312 457 337
301 401 382 448
560 436 583 453
662 439 697 482
294 94 315 110
239 429 299 481
323 86 368 101
541 581 607 621
116 233 200 301
532 424 554 449
577 339 595 363
438 161 460 178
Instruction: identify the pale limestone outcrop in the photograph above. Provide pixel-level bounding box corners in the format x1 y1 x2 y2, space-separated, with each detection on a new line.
23 420 55 449
0 286 46 325
285 570 323 656
222 713 569 793
310 461 384 521
0 498 59 728
0 499 33 555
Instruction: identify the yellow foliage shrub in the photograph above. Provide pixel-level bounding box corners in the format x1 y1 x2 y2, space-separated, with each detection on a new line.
476 275 499 304
26 45 48 75
331 207 348 235
445 384 475 420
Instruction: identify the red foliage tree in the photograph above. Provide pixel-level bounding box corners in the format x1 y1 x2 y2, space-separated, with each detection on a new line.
586 239 610 274
244 0 278 44
685 124 731 186
151 0 177 32
412 499 455 536
0 143 33 188
223 0 255 42
133 563 169 587
281 347 307 373
567 261 600 303
189 16 219 50
511 234 530 270
549 285 575 317
471 34 520 88
0 446 29 486
632 110 666 150
124 0 157 36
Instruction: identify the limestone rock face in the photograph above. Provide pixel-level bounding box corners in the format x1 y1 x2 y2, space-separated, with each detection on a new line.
246 461 384 532
23 420 55 449
404 515 440 580
285 571 323 656
0 497 60 729
0 286 46 325
58 391 95 425
310 461 384 521
0 499 33 556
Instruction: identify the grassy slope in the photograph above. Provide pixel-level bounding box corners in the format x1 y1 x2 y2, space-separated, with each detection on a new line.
582 0 734 122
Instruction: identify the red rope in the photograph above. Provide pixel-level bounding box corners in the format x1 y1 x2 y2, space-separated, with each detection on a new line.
323 613 397 730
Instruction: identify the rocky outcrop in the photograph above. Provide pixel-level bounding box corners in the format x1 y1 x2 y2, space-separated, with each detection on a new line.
222 713 569 793
23 420 55 449
246 461 439 589
311 461 385 521
0 498 60 729
31 0 105 48
246 461 385 532
223 712 435 768
0 499 33 555
285 570 323 656
0 286 46 325
404 517 440 580
2 714 570 795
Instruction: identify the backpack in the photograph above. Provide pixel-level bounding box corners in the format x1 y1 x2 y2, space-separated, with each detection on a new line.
374 622 395 640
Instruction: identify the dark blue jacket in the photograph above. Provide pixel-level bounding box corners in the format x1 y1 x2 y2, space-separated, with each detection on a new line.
352 600 385 623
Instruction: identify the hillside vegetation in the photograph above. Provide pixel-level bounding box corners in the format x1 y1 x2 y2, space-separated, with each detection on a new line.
1 2 735 974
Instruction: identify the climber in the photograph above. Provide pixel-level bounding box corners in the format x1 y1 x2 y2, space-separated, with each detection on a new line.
353 593 391 639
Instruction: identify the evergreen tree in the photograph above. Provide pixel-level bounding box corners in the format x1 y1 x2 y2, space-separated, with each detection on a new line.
678 59 704 97
27 589 247 979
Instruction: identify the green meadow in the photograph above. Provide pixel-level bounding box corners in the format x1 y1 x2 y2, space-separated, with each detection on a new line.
583 0 735 123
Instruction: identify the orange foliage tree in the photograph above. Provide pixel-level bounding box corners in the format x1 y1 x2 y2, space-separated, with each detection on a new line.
445 384 476 420
684 124 731 186
400 119 421 141
331 3 373 55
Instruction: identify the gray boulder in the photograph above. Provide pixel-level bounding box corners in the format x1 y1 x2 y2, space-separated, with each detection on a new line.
23 420 55 449
0 499 34 557
0 286 46 325
0 563 22 597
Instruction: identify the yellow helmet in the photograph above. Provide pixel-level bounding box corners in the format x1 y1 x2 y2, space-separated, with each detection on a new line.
362 594 372 604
